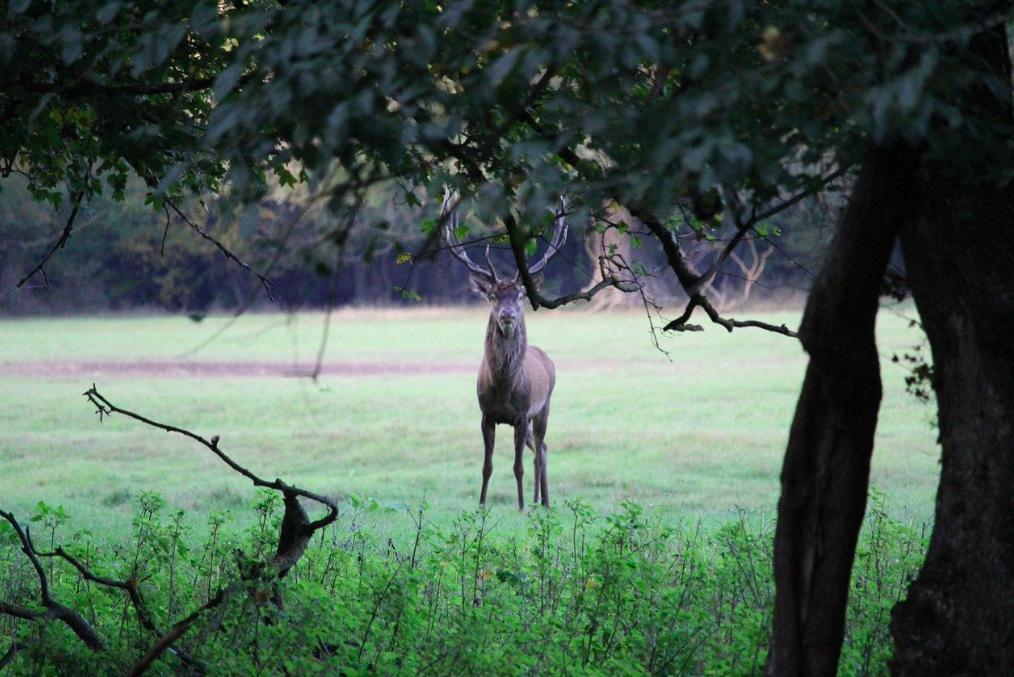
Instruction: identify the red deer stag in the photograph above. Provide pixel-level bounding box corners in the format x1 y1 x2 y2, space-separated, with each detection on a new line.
443 192 568 509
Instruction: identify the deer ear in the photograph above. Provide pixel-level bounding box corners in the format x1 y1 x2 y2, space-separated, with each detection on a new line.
530 272 544 293
469 274 492 298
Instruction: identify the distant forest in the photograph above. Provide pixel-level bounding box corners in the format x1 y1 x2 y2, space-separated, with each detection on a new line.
0 175 840 316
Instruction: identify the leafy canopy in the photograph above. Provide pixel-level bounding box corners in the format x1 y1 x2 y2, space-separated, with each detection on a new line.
3 1 1011 227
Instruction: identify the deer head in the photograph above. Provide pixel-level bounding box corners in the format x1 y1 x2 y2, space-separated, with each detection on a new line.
443 191 568 336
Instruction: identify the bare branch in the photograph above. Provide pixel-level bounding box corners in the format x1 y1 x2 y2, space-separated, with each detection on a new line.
0 510 105 652
687 166 849 297
3 191 84 299
631 207 798 338
165 199 275 301
82 387 338 527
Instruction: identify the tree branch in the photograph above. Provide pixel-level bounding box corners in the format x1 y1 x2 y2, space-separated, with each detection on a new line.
0 510 105 652
16 78 216 97
519 112 797 337
82 386 338 527
165 199 275 301
0 640 18 670
3 192 84 299
503 213 637 309
687 167 850 297
124 584 236 677
631 207 798 337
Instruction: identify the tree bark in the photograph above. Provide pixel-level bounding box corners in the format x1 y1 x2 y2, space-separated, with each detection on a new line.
890 25 1014 677
767 146 919 677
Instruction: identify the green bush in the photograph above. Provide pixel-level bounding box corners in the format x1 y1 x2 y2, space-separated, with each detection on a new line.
0 492 924 676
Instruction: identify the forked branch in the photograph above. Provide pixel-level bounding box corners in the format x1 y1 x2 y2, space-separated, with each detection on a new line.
630 207 797 338
0 509 105 652
3 191 84 299
82 385 338 535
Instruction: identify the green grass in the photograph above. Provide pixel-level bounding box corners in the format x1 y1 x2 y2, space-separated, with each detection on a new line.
0 307 939 534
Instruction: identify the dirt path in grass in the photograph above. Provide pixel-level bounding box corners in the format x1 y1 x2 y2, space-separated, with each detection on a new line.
0 360 478 379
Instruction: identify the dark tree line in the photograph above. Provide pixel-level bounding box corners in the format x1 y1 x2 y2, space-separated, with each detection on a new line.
0 175 832 316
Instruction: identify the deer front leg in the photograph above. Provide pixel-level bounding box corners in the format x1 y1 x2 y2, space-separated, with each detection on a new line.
513 424 526 510
479 416 495 506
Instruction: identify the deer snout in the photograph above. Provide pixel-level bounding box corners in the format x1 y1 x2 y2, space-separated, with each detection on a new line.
498 308 517 324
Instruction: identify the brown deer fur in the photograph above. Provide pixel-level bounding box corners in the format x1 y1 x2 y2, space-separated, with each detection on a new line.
473 276 556 509
442 191 567 509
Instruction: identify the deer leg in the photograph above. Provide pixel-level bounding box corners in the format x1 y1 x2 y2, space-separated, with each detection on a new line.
528 422 542 505
539 443 549 507
534 402 550 507
479 416 495 506
513 424 526 511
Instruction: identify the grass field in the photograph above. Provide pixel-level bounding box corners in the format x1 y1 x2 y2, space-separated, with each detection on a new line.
0 306 939 536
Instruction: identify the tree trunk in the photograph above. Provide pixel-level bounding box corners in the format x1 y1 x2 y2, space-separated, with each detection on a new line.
767 146 919 677
890 26 1014 676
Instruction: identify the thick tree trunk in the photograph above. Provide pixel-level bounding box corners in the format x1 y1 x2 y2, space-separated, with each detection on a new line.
767 147 919 677
890 26 1014 675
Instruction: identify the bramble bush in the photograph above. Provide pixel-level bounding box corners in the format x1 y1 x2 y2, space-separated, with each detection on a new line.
0 492 924 676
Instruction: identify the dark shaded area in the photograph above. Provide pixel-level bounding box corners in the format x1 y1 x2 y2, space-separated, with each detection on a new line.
0 176 835 317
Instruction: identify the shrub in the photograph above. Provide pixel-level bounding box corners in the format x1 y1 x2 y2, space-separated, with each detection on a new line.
0 491 924 676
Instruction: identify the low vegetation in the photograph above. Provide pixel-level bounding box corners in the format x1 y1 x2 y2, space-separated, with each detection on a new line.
1 489 923 676
0 310 935 674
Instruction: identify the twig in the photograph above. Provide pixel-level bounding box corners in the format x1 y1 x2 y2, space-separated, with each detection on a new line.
3 192 84 298
631 207 798 338
0 510 105 651
165 199 275 301
686 166 849 297
159 205 171 257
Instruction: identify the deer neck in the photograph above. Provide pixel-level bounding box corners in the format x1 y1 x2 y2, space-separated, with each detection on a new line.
484 313 528 385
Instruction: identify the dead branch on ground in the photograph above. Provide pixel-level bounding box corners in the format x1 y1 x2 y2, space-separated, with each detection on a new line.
0 387 341 675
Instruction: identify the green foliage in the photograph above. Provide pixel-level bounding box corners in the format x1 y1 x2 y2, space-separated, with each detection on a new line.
1 0 227 205
0 493 924 676
6 0 1012 273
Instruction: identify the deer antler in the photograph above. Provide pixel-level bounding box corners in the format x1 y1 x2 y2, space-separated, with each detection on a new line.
527 196 569 276
442 189 498 282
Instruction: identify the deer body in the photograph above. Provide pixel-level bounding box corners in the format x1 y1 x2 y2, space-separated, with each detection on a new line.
477 305 556 509
442 191 568 509
478 317 554 424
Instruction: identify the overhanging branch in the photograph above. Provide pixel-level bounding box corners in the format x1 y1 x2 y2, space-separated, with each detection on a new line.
165 199 275 301
3 191 84 298
518 113 798 338
503 213 638 309
631 207 798 338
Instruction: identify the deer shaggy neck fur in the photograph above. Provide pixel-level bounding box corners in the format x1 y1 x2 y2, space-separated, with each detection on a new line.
484 311 528 387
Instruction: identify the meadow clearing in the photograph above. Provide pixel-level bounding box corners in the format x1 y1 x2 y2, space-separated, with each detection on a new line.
0 306 939 675
0 305 938 535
